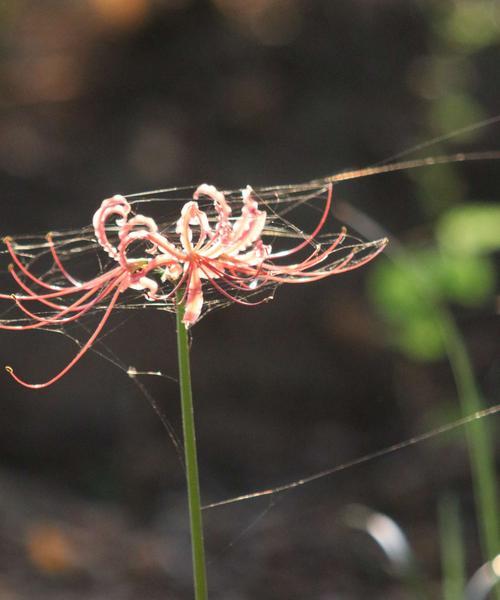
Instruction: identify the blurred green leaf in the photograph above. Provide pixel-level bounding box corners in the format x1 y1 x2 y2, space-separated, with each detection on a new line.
411 160 465 215
442 0 500 51
439 253 495 306
398 313 446 361
368 245 495 362
429 94 485 140
438 203 500 256
370 249 494 320
368 259 434 323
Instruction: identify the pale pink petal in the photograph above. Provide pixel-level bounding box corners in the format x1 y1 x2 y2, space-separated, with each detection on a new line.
182 267 204 327
93 195 131 259
119 214 158 241
175 201 212 252
194 183 232 241
129 274 159 298
213 186 267 257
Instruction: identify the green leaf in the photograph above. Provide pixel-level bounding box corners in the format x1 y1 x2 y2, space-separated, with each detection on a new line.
442 1 500 51
368 259 435 323
439 253 495 306
438 203 500 256
397 314 446 361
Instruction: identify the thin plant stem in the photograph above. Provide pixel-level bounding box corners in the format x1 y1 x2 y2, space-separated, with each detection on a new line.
406 258 499 574
437 307 499 570
344 204 498 583
384 249 499 573
391 248 499 570
439 493 466 600
175 291 208 600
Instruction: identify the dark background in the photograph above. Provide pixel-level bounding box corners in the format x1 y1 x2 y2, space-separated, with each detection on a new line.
0 1 499 598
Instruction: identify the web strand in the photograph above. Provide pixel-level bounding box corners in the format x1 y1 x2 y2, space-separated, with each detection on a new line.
203 404 500 510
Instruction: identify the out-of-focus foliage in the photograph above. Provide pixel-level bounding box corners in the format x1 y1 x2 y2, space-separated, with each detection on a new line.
438 204 500 256
410 0 500 217
438 0 500 52
368 204 497 360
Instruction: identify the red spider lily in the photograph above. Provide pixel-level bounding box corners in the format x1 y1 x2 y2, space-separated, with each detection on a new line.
1 183 387 388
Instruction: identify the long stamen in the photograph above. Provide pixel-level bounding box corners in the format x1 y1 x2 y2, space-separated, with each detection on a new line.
46 233 82 286
198 257 270 293
4 237 64 291
263 230 348 274
268 183 333 259
197 262 270 307
262 240 388 284
7 280 117 329
5 283 124 389
7 263 123 308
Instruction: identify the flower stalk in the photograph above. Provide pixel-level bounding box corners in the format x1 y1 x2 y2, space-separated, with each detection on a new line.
175 290 208 600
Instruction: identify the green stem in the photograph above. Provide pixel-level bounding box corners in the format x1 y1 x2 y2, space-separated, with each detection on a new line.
439 493 466 600
397 252 498 571
437 308 499 569
175 293 208 600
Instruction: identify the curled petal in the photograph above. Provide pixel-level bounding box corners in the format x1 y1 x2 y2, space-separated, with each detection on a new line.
200 186 269 259
162 263 183 281
119 214 158 242
128 273 158 298
175 201 212 252
233 186 267 247
232 239 271 266
93 195 131 258
194 183 232 241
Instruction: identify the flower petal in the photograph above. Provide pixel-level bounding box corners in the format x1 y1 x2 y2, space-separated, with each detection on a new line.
182 267 204 327
93 195 131 259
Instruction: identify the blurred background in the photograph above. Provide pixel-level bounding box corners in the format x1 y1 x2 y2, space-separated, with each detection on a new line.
0 1 499 598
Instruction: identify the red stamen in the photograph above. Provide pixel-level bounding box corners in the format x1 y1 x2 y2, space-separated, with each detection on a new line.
46 233 81 286
4 237 63 291
268 183 333 259
197 263 269 307
5 284 123 389
5 279 119 330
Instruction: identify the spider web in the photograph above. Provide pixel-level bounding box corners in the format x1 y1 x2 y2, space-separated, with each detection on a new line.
1 116 500 576
0 183 385 327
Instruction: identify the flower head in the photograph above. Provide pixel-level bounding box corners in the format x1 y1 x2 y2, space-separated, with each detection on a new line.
1 183 387 388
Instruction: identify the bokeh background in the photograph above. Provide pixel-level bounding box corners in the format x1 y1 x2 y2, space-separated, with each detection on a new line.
0 1 499 598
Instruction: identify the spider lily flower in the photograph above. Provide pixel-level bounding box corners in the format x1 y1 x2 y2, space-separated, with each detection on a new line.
1 183 387 388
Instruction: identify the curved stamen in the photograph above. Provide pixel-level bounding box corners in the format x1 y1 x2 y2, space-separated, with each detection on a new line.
46 233 82 287
7 263 125 311
5 290 95 329
5 279 120 330
4 237 64 291
268 183 333 259
5 284 124 389
198 257 271 293
197 262 270 307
